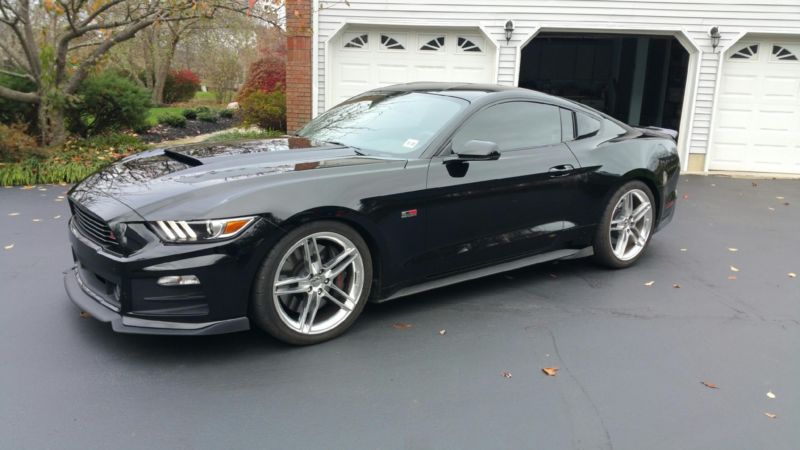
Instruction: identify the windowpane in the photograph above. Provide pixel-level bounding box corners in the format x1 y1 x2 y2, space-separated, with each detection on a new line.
575 112 601 138
452 102 562 152
560 108 574 141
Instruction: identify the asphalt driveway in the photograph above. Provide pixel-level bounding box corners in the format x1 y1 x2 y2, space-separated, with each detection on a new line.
1 175 798 450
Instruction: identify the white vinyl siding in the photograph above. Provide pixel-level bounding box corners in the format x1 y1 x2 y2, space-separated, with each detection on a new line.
316 0 800 163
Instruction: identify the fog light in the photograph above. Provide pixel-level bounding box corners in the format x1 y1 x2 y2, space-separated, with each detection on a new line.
157 275 200 286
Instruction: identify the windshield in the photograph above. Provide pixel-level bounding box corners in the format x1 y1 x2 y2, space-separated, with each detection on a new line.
297 92 468 156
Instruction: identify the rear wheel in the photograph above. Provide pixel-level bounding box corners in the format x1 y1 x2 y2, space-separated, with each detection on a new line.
251 221 372 345
593 181 656 269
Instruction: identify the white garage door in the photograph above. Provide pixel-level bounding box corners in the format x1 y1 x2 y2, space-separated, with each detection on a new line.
328 27 496 108
709 38 800 174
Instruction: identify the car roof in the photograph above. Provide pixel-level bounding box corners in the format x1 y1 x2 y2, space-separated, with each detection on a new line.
366 82 582 107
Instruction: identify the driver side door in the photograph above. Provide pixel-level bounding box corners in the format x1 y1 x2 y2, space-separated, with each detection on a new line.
422 101 584 274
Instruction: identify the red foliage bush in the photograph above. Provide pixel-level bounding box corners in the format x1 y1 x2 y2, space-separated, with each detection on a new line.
237 30 286 100
164 69 201 103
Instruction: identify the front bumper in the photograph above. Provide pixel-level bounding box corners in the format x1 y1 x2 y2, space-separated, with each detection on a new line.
65 211 282 336
64 266 250 335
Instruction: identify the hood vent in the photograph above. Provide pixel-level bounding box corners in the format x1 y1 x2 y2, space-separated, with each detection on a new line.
163 149 203 166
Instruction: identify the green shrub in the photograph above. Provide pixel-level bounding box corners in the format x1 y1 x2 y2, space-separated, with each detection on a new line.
239 90 286 131
181 109 198 120
194 105 211 114
197 111 218 123
218 109 235 119
0 72 37 133
0 123 42 162
66 72 152 136
157 113 187 128
0 133 148 186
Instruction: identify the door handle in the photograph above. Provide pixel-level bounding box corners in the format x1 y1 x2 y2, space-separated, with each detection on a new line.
548 164 574 177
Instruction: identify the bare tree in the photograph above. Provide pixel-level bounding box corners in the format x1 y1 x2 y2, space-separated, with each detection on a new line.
0 0 281 145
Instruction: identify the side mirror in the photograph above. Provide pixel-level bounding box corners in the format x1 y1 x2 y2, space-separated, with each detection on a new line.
452 140 501 161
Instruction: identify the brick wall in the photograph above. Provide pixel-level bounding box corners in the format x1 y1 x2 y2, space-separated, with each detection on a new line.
286 0 313 133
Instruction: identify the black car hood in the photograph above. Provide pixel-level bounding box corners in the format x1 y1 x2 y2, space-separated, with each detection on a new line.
69 137 406 221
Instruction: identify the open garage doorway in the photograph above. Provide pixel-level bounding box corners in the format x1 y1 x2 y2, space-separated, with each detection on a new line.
519 33 689 131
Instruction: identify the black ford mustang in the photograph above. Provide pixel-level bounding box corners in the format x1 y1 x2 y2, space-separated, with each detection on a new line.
65 82 679 344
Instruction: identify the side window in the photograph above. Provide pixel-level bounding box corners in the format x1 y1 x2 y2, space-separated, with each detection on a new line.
452 102 562 152
560 108 575 141
575 112 601 139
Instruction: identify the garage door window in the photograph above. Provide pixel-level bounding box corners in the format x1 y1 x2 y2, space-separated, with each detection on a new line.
457 37 482 53
420 36 445 51
730 44 758 60
380 34 405 50
451 102 562 152
344 34 369 49
771 45 798 61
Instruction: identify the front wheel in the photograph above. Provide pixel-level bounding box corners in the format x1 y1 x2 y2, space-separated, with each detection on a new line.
251 221 372 345
593 181 656 269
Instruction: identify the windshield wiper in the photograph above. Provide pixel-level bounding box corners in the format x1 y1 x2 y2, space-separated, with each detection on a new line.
324 141 367 156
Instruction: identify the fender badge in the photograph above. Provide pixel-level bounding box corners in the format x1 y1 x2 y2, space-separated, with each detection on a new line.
401 209 418 219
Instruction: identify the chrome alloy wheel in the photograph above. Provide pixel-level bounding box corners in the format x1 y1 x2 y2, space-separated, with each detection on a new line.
272 231 364 335
609 189 654 261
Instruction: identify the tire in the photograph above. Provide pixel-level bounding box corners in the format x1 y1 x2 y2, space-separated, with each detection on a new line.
251 221 372 345
593 181 656 269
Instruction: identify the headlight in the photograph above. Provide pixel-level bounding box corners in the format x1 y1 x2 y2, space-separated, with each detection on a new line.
151 216 256 243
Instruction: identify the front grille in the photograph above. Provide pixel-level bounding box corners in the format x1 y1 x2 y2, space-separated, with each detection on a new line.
70 201 121 252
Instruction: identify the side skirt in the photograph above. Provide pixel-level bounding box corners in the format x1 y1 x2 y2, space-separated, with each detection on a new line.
375 246 593 303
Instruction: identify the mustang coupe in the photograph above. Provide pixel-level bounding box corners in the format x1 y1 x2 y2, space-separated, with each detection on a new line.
65 82 679 345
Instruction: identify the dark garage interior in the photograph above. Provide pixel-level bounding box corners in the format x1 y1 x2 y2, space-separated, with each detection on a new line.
519 33 689 131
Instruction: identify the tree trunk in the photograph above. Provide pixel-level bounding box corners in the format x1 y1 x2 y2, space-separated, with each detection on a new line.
37 95 67 147
152 67 167 104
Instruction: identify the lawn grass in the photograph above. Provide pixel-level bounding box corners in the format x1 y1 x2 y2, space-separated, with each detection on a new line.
146 107 185 126
203 129 285 143
193 91 216 102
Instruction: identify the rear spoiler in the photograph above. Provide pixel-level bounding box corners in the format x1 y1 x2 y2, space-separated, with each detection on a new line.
636 126 678 142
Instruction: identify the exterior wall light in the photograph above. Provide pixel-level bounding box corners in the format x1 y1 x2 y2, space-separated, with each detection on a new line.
505 20 514 44
709 26 721 52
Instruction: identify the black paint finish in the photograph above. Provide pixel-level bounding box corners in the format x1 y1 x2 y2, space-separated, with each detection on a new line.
65 83 680 333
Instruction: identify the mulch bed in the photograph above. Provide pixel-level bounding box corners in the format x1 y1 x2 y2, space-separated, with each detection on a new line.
138 117 241 144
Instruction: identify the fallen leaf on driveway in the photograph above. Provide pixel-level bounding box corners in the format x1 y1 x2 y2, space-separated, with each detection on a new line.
764 412 777 419
766 391 776 399
728 275 737 280
701 381 719 389
79 311 91 319
673 283 681 288
728 248 738 252
751 182 758 187
784 202 790 206
501 371 512 379
776 196 785 200
20 185 34 190
730 266 739 272
548 273 558 279
682 194 689 199
542 367 559 376
391 323 412 330
3 244 13 250
438 329 446 336
38 187 47 191
680 248 687 252
644 281 655 286
789 273 797 278
768 207 775 211
32 219 41 222
8 212 19 216
53 215 61 219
